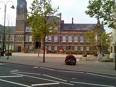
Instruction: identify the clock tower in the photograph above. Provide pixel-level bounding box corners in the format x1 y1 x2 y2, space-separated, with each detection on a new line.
15 0 27 52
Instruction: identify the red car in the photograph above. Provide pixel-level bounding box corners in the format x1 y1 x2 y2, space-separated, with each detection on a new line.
65 54 76 65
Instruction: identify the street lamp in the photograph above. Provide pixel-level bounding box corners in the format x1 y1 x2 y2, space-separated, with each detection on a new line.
0 1 15 56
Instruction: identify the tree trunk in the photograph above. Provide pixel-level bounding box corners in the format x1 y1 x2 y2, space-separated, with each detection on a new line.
42 37 46 63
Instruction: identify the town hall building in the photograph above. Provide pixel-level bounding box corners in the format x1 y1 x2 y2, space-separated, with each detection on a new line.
15 0 104 54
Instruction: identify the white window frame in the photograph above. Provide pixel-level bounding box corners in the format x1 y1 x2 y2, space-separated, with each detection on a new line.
54 36 58 42
80 36 84 43
29 36 32 42
68 36 72 42
62 36 66 42
74 36 78 42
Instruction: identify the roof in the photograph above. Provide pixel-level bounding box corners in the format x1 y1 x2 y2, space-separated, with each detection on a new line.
61 24 97 32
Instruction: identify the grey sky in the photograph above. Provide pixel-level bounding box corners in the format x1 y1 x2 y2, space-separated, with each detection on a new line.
0 0 111 32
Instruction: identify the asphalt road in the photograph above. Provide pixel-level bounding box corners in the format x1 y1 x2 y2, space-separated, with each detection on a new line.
0 62 116 87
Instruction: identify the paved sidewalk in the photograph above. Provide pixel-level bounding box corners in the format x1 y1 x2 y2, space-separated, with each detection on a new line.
0 53 116 75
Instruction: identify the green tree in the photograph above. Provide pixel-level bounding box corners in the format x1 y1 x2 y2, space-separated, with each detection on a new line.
101 32 110 53
28 0 58 63
85 31 96 45
86 0 116 29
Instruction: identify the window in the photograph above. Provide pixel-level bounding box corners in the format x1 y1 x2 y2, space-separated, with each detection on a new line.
51 46 54 50
86 47 89 51
77 46 80 51
68 36 72 42
62 36 66 42
74 36 78 42
29 36 32 42
26 27 32 32
54 36 58 42
10 35 14 41
111 46 112 53
80 36 84 43
54 46 57 50
74 46 77 51
25 35 29 42
80 46 83 51
47 36 52 42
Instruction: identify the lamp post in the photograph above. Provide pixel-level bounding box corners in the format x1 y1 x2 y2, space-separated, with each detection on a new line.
0 1 15 56
113 0 116 70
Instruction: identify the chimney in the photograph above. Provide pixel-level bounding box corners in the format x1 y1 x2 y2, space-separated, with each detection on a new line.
72 17 74 25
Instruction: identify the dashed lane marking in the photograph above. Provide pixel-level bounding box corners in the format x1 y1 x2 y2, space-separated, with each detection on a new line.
70 81 115 87
31 82 60 86
0 78 30 87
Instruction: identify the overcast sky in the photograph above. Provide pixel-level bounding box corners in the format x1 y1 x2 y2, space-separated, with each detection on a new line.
0 0 111 32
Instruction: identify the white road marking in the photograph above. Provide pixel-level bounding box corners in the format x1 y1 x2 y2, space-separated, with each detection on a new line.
58 70 84 74
87 73 116 79
0 75 23 78
70 81 115 87
43 74 67 82
14 73 60 83
10 69 19 73
33 67 38 69
0 63 4 65
40 67 116 79
14 72 74 86
14 71 41 76
0 78 31 87
16 71 68 82
40 67 84 73
40 67 55 71
31 82 60 86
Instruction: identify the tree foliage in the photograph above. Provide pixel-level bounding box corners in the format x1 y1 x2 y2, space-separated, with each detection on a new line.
28 0 58 62
28 0 58 41
86 0 116 29
101 32 110 49
85 31 96 44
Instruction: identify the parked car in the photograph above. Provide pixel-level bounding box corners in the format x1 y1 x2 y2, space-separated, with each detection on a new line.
65 54 76 65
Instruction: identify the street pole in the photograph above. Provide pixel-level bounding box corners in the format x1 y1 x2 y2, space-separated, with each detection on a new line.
114 44 116 70
2 4 7 55
1 1 15 56
113 0 116 70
